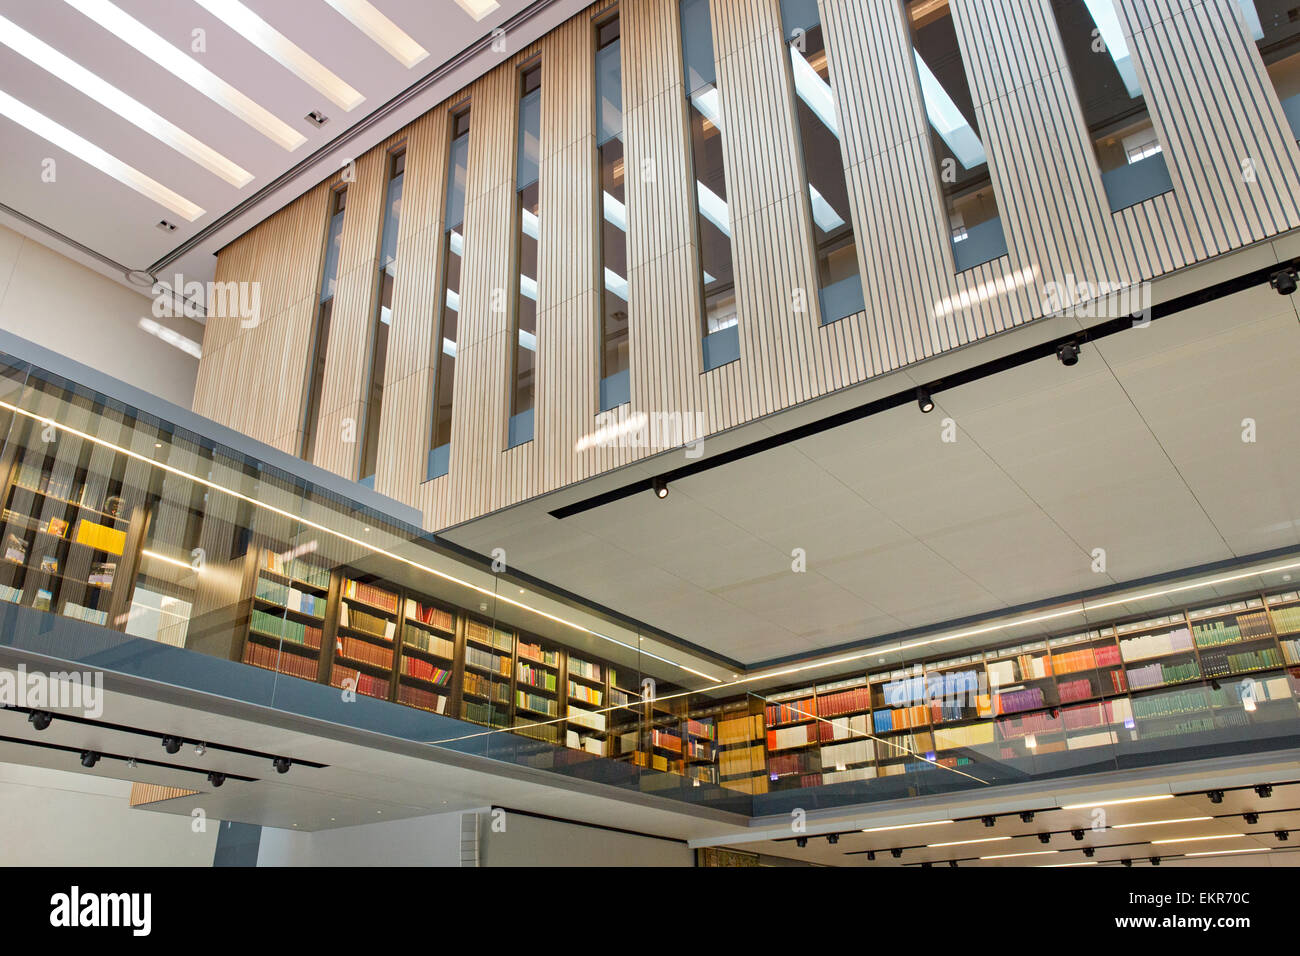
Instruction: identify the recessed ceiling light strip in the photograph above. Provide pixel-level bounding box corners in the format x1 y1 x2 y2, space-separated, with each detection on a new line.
0 13 252 187
322 0 429 69
61 0 307 151
192 0 364 111
0 88 204 220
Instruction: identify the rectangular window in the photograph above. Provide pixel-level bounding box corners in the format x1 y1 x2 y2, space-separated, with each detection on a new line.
903 0 1009 272
596 15 630 410
679 0 740 370
427 108 470 480
1237 0 1300 139
301 186 346 463
779 0 864 324
1050 0 1174 211
508 64 541 448
358 148 404 485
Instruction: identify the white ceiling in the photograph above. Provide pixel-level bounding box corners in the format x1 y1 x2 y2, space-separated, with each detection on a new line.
445 281 1300 668
0 0 581 297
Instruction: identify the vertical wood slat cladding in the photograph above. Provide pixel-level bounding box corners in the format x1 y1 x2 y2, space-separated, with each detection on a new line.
195 0 1300 533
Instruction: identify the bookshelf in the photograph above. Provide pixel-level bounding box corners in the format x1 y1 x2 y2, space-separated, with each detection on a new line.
717 699 767 794
514 635 561 743
242 549 329 682
564 654 609 756
397 595 456 715
330 575 399 700
461 617 513 728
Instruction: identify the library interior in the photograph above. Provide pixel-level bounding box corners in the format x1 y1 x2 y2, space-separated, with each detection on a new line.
0 0 1298 875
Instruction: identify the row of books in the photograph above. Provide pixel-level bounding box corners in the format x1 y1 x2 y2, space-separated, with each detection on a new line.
684 738 713 759
992 686 1045 715
12 461 77 503
767 723 817 751
462 700 508 728
255 577 325 617
335 635 394 669
684 718 714 740
516 689 557 716
1199 646 1282 677
330 664 389 699
988 652 1052 685
1120 627 1194 662
1128 658 1200 690
63 601 108 626
403 597 453 632
1194 617 1252 647
260 550 330 589
0 583 20 603
465 619 512 651
568 680 603 705
341 578 398 614
397 684 448 713
244 642 318 680
463 670 510 703
1131 687 1212 719
765 696 816 725
567 705 606 732
1281 638 1300 665
651 729 682 753
250 609 322 648
933 721 995 750
565 729 607 755
516 721 559 744
400 656 451 685
872 704 929 733
820 738 873 768
517 640 558 667
517 661 557 691
568 656 602 682
718 713 763 746
815 685 871 718
1272 605 1300 634
340 602 395 640
403 626 454 659
466 645 510 675
1053 643 1121 675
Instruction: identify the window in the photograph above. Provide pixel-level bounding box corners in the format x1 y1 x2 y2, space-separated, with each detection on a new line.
779 0 864 324
358 148 404 485
1050 0 1174 211
301 186 346 463
903 0 1009 272
508 64 541 448
427 108 470 479
596 15 630 410
1237 0 1300 139
679 0 740 370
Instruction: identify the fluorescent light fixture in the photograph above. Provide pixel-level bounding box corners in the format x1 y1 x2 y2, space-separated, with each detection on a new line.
862 820 953 833
1060 794 1174 811
980 850 1056 860
932 265 1039 319
441 336 457 358
1112 816 1212 829
697 181 731 237
1186 847 1269 857
323 0 428 68
0 89 205 220
913 50 986 168
603 191 628 233
1081 0 1142 98
521 208 540 241
192 0 364 111
519 274 538 304
0 14 252 187
808 184 845 232
445 289 460 313
604 267 629 301
927 836 1010 848
518 327 537 351
454 0 501 21
689 87 723 130
1151 833 1245 845
1040 860 1098 867
790 47 838 137
138 318 204 357
62 0 306 151
449 230 464 256
141 549 194 570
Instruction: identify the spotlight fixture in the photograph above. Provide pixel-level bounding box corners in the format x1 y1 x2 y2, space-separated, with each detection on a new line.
1072 829 1085 842
207 772 226 788
1208 790 1224 804
79 750 100 768
1083 847 1095 858
1122 858 1132 867
1037 833 1051 844
1255 784 1273 799
652 477 668 500
890 848 902 858
1270 265 1298 296
1149 856 1161 866
1020 811 1035 823
1244 812 1260 825
827 833 839 845
916 386 935 413
27 710 53 731
161 735 183 754
273 756 292 774
1055 341 1080 366
795 836 807 848
1276 830 1290 842
126 758 138 769
981 816 996 828
194 743 207 756
1210 679 1221 691
866 850 876 861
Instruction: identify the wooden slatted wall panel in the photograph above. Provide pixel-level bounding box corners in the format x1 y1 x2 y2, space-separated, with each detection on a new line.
195 0 1300 533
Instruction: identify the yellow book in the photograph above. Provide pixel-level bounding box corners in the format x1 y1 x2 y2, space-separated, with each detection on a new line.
75 519 126 556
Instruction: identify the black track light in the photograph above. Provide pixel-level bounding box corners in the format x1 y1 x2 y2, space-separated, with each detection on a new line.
827 833 839 845
27 710 52 731
1150 856 1161 866
1255 784 1273 799
1244 812 1259 825
79 750 99 768
652 477 668 500
948 860 958 868
1038 833 1051 844
1020 811 1035 823
273 757 292 775
1056 341 1080 366
981 816 996 828
916 386 935 414
1083 847 1095 858
1210 679 1221 691
207 772 226 788
866 850 875 861
1208 790 1224 804
1269 266 1298 296
890 847 902 858
1276 830 1290 842
795 836 807 848
1072 829 1085 842
1122 858 1132 867
161 735 183 755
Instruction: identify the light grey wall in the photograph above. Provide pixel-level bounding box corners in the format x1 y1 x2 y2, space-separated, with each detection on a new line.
257 810 466 866
0 762 217 865
480 813 693 867
0 224 203 407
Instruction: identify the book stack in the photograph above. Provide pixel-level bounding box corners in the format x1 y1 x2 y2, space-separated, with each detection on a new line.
816 685 870 717
403 626 454 658
249 609 322 647
403 598 453 631
767 724 817 750
568 680 602 705
517 660 556 690
765 697 816 724
1057 678 1093 703
1272 604 1300 634
243 642 318 679
397 684 447 713
341 578 398 613
400 656 451 685
462 700 508 727
1193 619 1243 647
568 657 602 682
335 635 393 669
932 722 995 750
340 603 394 640
466 645 510 675
63 602 107 626
516 689 557 716
651 729 682 753
872 705 928 732
685 717 714 740
463 671 510 703
1132 687 1209 719
1280 638 1300 665
1199 645 1282 677
567 706 606 732
1120 626 1194 661
1128 657 1200 689
517 640 558 667
992 686 1044 715
329 665 388 699
465 619 512 651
